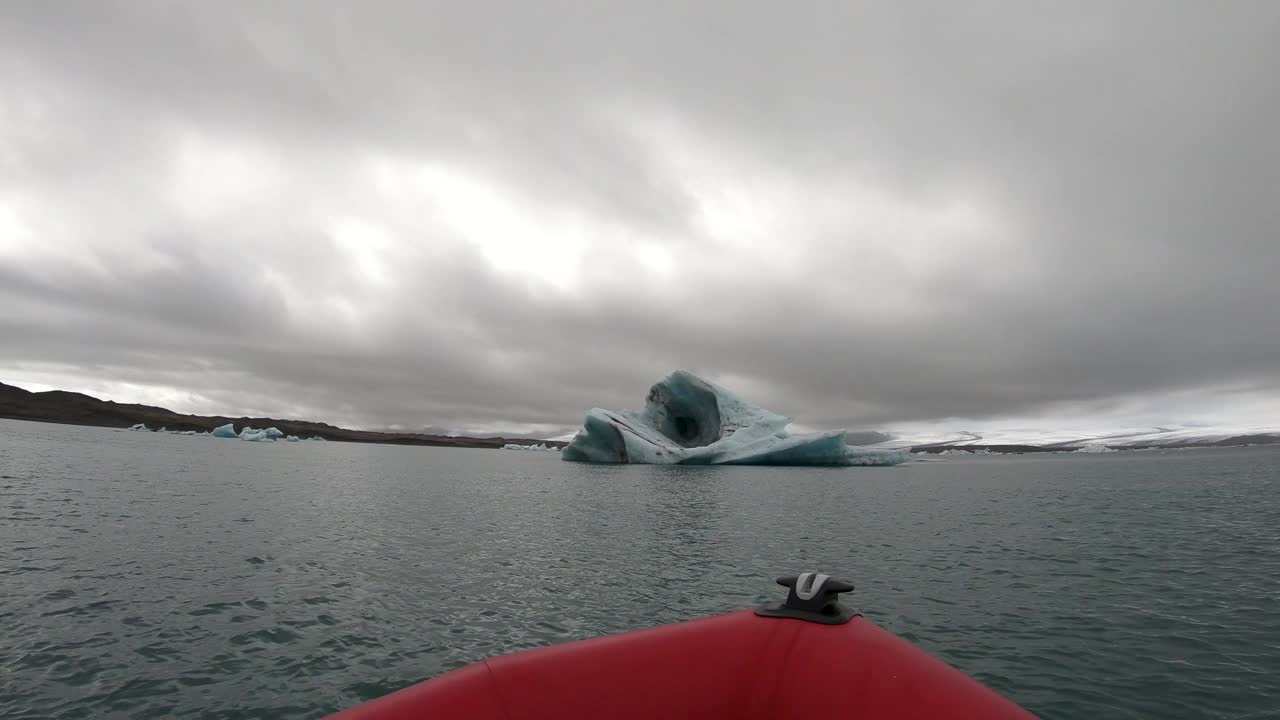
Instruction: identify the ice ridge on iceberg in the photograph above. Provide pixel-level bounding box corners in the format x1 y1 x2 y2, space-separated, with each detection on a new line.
562 371 909 467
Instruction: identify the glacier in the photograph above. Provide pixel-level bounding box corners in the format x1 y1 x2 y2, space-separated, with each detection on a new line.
876 424 1280 451
562 370 909 467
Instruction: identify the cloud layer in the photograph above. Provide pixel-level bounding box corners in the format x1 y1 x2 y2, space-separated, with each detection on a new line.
3 2 1278 435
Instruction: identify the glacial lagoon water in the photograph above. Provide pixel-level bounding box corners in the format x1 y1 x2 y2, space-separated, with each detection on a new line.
2 418 1278 719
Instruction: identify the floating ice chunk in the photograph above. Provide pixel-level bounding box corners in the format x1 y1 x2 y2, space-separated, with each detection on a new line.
239 426 284 442
307 435 325 441
128 423 149 432
503 443 556 451
211 423 303 443
212 423 238 438
562 370 909 467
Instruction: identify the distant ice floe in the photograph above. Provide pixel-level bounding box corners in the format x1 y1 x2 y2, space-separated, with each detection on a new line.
562 370 909 467
126 420 321 443
128 423 202 436
238 426 284 442
503 443 558 451
205 423 319 442
880 424 1280 452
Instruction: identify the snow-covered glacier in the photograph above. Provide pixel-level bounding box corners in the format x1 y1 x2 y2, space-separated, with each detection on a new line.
562 371 909 466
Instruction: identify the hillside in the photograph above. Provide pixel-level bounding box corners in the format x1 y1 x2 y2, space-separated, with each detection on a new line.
0 382 564 449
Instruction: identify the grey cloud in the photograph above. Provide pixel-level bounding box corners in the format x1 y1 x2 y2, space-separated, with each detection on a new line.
2 1 1279 435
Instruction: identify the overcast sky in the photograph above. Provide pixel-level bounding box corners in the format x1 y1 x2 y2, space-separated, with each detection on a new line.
2 2 1278 438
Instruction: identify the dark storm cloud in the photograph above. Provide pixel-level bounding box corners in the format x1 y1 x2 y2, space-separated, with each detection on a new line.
2 1 1278 434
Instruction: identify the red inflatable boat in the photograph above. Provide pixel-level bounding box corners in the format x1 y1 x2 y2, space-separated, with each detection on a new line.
327 573 1035 719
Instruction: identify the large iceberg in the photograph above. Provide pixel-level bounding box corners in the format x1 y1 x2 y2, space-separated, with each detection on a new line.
562 371 909 466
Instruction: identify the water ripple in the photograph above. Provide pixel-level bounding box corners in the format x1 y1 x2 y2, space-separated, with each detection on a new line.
1 421 1279 719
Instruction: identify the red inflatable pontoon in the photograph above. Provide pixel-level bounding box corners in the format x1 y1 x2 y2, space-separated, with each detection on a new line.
327 573 1036 719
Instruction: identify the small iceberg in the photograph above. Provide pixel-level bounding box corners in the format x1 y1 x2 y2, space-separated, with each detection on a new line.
503 443 557 451
286 435 301 442
562 370 909 467
128 423 149 432
210 423 294 442
239 427 284 442
307 435 325 441
212 423 239 438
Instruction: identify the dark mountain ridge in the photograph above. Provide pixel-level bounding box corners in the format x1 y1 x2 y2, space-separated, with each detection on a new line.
0 381 565 449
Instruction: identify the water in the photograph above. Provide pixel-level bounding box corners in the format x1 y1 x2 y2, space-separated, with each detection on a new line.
2 418 1278 719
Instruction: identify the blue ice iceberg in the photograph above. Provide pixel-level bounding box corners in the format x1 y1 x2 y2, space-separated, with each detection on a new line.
239 427 284 442
210 423 298 443
562 371 909 466
211 423 239 438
